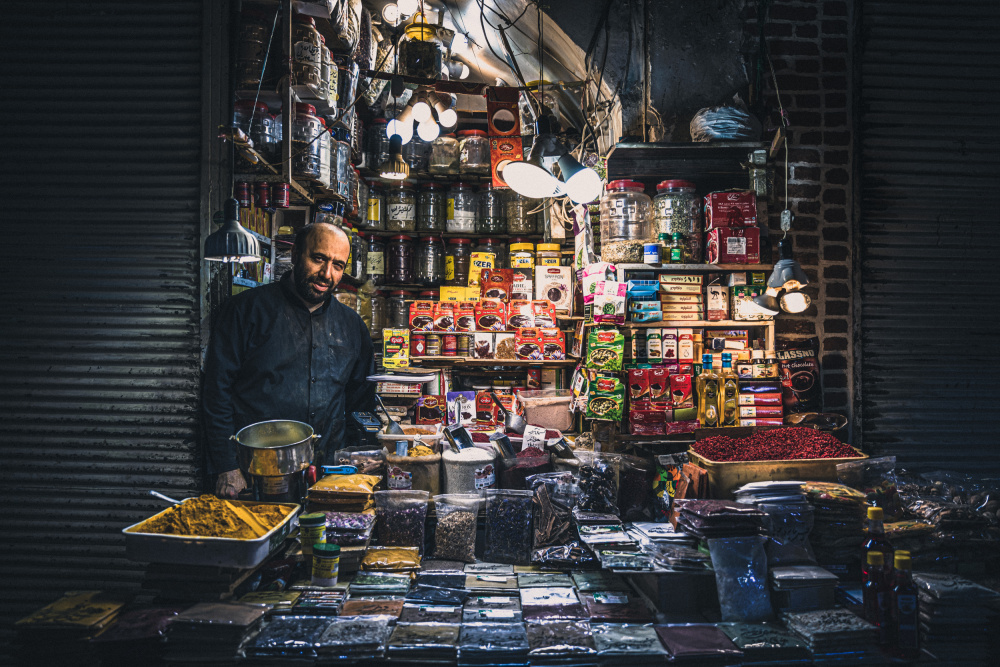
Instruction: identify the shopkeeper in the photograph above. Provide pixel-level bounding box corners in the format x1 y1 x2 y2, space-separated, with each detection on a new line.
203 222 377 498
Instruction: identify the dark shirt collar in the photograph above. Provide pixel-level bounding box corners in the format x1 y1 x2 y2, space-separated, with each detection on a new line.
279 270 333 315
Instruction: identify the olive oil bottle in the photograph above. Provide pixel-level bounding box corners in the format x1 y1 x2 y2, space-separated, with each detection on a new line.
720 352 739 426
697 353 720 428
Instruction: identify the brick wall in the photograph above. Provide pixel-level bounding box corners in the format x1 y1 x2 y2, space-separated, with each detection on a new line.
744 0 854 427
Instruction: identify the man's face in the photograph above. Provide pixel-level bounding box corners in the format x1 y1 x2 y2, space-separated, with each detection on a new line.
293 225 350 305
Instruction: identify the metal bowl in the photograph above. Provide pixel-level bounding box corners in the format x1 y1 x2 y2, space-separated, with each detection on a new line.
233 420 318 477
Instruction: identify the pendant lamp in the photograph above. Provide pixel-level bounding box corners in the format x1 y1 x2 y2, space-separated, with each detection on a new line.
768 237 809 291
204 198 261 263
379 134 409 180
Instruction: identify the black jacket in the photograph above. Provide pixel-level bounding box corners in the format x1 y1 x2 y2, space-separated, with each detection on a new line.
202 273 376 474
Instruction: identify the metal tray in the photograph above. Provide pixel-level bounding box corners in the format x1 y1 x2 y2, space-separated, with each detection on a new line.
123 499 300 569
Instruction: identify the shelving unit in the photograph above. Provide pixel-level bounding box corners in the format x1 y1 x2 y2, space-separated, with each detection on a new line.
409 357 580 367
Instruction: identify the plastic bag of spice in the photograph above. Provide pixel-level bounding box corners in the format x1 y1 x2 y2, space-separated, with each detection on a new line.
432 494 480 563
836 456 904 520
617 454 655 522
531 483 573 549
575 452 619 515
708 536 772 623
361 546 421 572
484 489 534 564
499 447 552 490
375 490 430 554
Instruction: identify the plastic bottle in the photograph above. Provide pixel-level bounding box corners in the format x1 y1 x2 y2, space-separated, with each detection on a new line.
863 551 890 646
890 550 920 660
862 506 894 581
696 353 720 428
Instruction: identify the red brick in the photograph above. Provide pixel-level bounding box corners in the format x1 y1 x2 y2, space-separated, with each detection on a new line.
822 57 847 72
826 300 850 316
824 390 849 409
824 111 848 127
824 246 849 263
790 148 821 162
776 74 820 91
823 373 848 388
824 265 848 280
824 168 849 185
778 319 817 335
824 1 848 17
804 267 819 283
796 24 820 39
795 59 821 74
793 166 821 181
825 92 847 107
823 336 848 351
823 207 847 223
826 281 850 297
824 130 851 146
823 188 847 205
823 225 849 242
797 200 822 214
824 319 849 334
795 94 822 109
795 233 820 249
789 184 821 198
771 5 819 21
822 37 848 53
824 150 849 165
771 40 821 57
823 75 848 90
822 19 848 35
798 251 819 267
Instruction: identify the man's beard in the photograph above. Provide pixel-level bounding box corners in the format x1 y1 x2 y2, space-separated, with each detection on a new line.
293 268 334 305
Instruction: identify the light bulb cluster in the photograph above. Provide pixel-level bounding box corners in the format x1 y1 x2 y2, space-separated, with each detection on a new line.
385 90 457 147
501 117 604 204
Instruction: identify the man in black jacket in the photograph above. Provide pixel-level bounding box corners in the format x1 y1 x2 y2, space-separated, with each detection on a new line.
203 222 376 497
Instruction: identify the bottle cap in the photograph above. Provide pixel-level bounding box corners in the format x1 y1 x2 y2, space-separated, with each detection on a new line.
702 353 713 365
721 352 732 361
867 506 884 520
867 551 884 566
894 552 911 570
313 543 341 557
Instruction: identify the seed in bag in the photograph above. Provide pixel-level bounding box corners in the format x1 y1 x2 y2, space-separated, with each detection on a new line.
586 329 624 371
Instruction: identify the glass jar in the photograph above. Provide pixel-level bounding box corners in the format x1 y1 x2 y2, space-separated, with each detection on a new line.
599 179 653 264
289 14 322 92
291 103 323 183
372 290 387 333
385 181 417 232
402 136 431 175
429 134 459 175
387 235 415 284
399 18 444 79
366 234 386 286
510 242 535 270
351 230 368 278
333 283 358 310
388 290 410 328
235 10 271 90
233 100 278 163
477 183 507 234
445 238 473 286
458 129 490 175
362 187 385 230
447 182 477 233
505 192 538 234
313 201 344 225
366 118 391 171
474 237 507 270
519 81 558 138
415 236 444 286
332 126 352 200
319 36 332 102
317 118 332 188
536 243 561 266
417 183 447 232
654 180 703 263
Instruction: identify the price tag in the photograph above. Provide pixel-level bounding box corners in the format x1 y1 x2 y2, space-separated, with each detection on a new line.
478 609 515 618
476 575 510 583
477 596 511 604
593 592 628 605
726 236 747 255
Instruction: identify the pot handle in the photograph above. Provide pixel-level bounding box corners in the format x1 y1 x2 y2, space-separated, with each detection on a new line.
312 433 323 441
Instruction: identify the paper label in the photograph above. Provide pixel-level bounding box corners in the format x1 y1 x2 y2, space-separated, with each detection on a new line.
368 251 384 275
262 476 290 494
366 198 381 222
420 605 457 613
445 256 455 281
447 198 456 221
388 202 415 221
521 425 547 451
478 596 511 603
593 592 628 604
726 236 747 255
388 466 412 489
474 464 496 489
476 575 510 583
478 609 515 618
293 40 320 64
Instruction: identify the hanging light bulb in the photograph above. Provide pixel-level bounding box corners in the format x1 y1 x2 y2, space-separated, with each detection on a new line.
556 154 604 204
397 0 419 17
502 116 562 199
429 93 458 128
411 93 432 123
780 290 812 313
381 3 401 25
379 134 409 180
752 286 782 316
459 62 470 79
767 237 810 291
417 115 440 142
204 198 261 263
386 103 414 145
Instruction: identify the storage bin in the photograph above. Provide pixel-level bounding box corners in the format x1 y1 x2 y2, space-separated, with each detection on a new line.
516 390 574 432
442 446 497 494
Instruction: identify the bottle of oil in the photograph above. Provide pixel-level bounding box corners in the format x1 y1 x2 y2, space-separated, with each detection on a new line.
720 352 739 426
696 353 720 428
862 506 893 581
891 550 920 660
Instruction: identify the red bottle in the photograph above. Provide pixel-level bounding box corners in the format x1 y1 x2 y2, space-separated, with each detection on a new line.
863 551 890 646
862 506 893 580
890 550 920 660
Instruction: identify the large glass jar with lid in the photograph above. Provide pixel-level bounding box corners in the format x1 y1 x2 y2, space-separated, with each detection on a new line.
505 192 538 234
445 238 472 286
474 237 507 270
653 180 702 263
333 283 358 310
361 186 385 230
385 181 417 232
331 126 352 200
366 234 386 286
350 230 368 278
289 14 322 92
387 235 415 284
366 118 391 171
234 100 278 164
477 183 507 234
371 290 387 333
599 179 653 264
415 236 444 286
402 136 430 175
235 9 273 90
429 134 459 175
388 290 410 328
398 16 444 80
447 182 477 233
291 103 323 183
458 130 490 175
317 118 332 189
417 183 447 232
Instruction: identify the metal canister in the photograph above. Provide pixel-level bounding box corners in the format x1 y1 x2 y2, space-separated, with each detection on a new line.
271 182 291 208
235 181 252 208
254 181 270 209
425 334 442 356
456 334 470 356
443 334 457 356
411 334 426 357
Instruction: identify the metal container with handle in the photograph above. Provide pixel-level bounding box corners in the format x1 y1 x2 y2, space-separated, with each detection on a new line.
233 419 319 477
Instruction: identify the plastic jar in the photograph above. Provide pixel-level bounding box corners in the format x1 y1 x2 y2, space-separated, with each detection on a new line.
317 118 332 188
536 243 561 266
417 183 447 232
351 230 368 278
415 236 444 286
386 181 417 232
234 100 278 163
388 290 410 328
333 283 358 310
474 237 506 270
447 183 477 233
458 129 490 175
654 180 702 264
311 543 340 586
477 183 507 234
445 238 472 286
291 103 323 183
442 447 497 494
366 118 391 171
319 36 332 102
235 10 271 90
429 134 459 175
372 290 387 332
505 193 538 234
299 512 327 555
362 187 385 231
332 126 352 200
403 136 431 174
399 18 444 79
387 235 415 284
510 242 535 270
290 14 322 92
600 179 653 264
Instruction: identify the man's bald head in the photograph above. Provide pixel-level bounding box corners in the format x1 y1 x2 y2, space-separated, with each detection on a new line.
292 223 349 265
291 223 351 306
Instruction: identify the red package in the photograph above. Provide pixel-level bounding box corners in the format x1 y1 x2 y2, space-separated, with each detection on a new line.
433 302 456 332
648 368 669 401
409 301 435 331
740 418 785 427
738 405 784 418
530 300 557 328
507 299 534 328
540 329 565 360
475 299 507 331
526 368 542 389
706 228 761 264
476 391 498 424
628 369 650 401
456 301 477 332
704 191 757 229
738 392 783 406
670 374 693 409
514 328 543 360
480 268 514 301
629 409 666 436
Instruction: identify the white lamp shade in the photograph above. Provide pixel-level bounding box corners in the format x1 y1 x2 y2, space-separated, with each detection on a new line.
416 116 440 141
503 161 560 199
386 118 413 144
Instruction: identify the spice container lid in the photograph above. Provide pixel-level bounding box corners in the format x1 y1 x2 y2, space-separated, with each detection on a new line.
458 129 487 137
372 118 389 125
656 179 696 191
419 290 438 298
235 99 270 115
606 179 644 192
422 182 444 189
390 290 407 296
313 543 341 556
419 236 443 244
536 243 561 252
294 102 318 116
510 243 534 251
390 234 413 241
448 238 472 245
509 237 531 244
300 512 327 526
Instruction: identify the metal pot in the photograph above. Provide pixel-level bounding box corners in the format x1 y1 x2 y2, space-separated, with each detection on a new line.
233 420 319 477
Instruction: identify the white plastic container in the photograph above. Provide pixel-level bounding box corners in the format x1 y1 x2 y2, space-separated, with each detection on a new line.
516 389 575 432
442 446 497 494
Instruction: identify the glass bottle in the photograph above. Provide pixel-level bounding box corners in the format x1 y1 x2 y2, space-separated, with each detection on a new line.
891 551 920 660
414 236 444 286
447 182 477 233
366 235 386 286
457 129 490 175
362 186 385 230
669 232 685 263
385 181 416 232
428 134 459 175
387 290 410 328
654 179 702 264
317 118 332 189
505 192 537 234
417 183 447 232
386 234 415 284
696 353 720 428
477 183 507 234
332 126 352 200
720 352 738 427
863 551 890 646
233 100 278 164
371 290 387 333
862 506 894 581
445 238 472 287
351 230 368 278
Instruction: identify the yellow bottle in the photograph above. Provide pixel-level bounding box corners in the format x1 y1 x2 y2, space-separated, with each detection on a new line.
697 353 720 428
720 352 739 426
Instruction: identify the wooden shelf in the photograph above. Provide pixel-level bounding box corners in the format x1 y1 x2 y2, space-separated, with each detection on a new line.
615 263 773 273
605 141 768 185
623 319 773 328
410 356 579 367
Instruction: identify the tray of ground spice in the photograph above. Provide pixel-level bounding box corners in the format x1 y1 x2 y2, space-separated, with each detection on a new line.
123 495 300 568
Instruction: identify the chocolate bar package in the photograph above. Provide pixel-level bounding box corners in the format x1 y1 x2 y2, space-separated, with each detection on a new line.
475 299 507 331
480 268 514 301
507 300 534 329
416 395 446 424
433 301 456 332
777 337 822 413
409 301 435 331
514 328 544 360
540 329 565 360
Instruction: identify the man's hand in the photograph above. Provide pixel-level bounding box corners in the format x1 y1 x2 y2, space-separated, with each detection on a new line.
215 469 248 498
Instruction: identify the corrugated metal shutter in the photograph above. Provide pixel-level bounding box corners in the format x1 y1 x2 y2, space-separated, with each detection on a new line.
858 0 1000 470
0 0 210 638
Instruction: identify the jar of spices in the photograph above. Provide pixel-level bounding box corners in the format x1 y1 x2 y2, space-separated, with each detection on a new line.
445 238 472 286
366 118 391 171
456 333 470 356
477 183 507 234
599 179 653 264
429 134 459 175
447 182 477 233
653 180 702 263
291 103 323 183
474 237 506 270
289 14 322 92
298 512 327 555
371 290 387 332
366 235 385 286
402 136 430 174
509 242 535 270
457 129 490 175
442 334 457 356
387 235 415 284
351 230 368 278
333 283 358 310
398 16 444 80
233 100 278 164
417 183 447 232
505 192 538 234
362 186 385 230
385 181 416 232
535 243 561 266
388 290 410 328
415 236 444 286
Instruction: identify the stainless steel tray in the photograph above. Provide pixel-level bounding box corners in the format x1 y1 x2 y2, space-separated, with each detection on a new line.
123 500 300 569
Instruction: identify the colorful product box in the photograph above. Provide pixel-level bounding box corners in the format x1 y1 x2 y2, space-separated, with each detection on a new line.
669 374 693 409
475 299 507 331
514 328 544 360
704 190 758 229
738 393 783 406
658 282 704 295
480 269 514 301
706 285 729 321
409 301 435 331
706 228 761 264
415 395 446 424
731 285 773 321
507 300 534 329
540 329 566 360
382 329 410 368
535 266 574 312
629 409 666 436
511 268 533 302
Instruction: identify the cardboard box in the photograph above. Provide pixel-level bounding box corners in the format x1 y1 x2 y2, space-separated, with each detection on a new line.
669 374 693 409
507 300 534 329
662 329 678 360
481 268 514 301
661 312 703 322
475 299 507 331
659 282 704 295
661 302 704 314
540 329 566 360
535 266 574 312
472 333 496 359
415 395 446 424
514 328 543 360
433 302 456 331
455 302 477 332
704 191 757 229
409 301 435 331
531 300 558 328
677 329 694 363
660 293 704 304
446 391 476 426
383 329 410 368
706 227 761 264
629 409 666 436
731 285 773 321
658 274 703 285
707 285 729 321
439 286 467 302
511 268 533 302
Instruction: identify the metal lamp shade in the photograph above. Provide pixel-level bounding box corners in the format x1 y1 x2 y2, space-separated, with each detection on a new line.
204 198 261 263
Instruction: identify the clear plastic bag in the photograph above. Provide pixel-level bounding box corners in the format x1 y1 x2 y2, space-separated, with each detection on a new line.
315 614 394 659
375 489 430 554
245 614 332 659
837 456 904 520
758 502 816 566
458 621 530 654
575 452 619 515
405 584 469 606
708 536 772 622
334 447 384 475
432 493 480 563
617 454 655 521
484 489 534 564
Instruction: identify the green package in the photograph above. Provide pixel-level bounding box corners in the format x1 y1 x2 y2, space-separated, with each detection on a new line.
585 329 625 372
